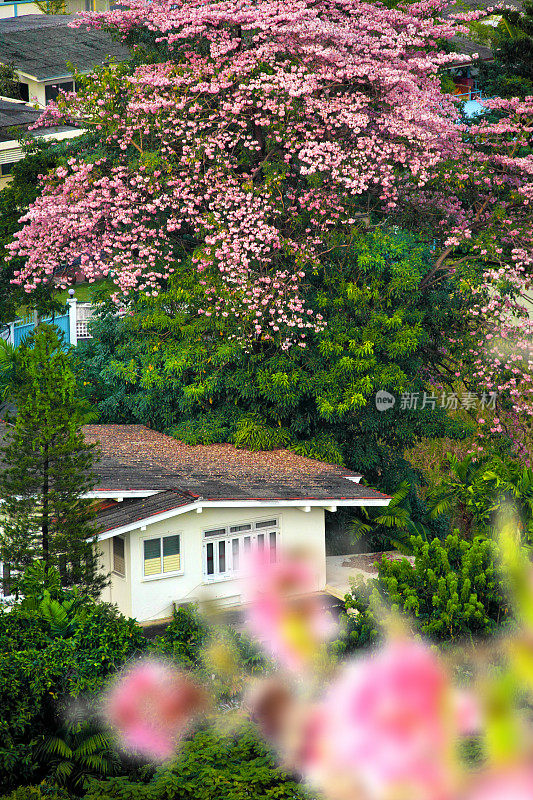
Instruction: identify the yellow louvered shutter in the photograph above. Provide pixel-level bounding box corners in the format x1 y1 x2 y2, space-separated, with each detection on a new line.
144 538 161 576
163 535 180 573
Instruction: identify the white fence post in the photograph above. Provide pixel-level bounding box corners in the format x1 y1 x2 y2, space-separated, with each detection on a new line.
67 298 77 346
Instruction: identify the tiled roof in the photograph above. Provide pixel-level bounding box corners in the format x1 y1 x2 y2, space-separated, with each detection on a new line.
96 490 197 533
83 424 386 503
444 0 523 62
0 99 40 134
0 15 129 80
451 36 494 62
0 99 77 143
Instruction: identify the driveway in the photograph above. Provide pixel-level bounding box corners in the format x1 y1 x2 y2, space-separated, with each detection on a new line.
325 551 412 600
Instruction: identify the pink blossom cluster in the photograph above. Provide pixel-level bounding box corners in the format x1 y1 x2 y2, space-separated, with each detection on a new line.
394 95 533 444
8 0 467 348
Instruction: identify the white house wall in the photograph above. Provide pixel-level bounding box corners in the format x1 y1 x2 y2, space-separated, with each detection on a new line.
98 536 132 617
108 506 326 624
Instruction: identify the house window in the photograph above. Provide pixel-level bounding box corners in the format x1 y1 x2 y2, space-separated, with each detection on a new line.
45 81 75 105
113 536 125 576
0 163 14 177
17 82 30 102
143 534 181 578
202 518 278 581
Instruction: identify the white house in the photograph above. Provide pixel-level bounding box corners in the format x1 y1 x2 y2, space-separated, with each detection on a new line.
0 96 83 188
0 15 129 108
0 0 112 21
82 425 391 624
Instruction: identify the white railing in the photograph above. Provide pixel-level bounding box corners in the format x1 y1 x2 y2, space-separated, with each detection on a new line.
75 302 94 340
4 299 94 347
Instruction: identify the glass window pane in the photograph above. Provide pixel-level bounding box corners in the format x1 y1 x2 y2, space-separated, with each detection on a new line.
232 538 239 571
206 542 214 575
229 523 252 533
218 540 226 573
255 519 277 529
257 533 265 552
163 535 180 572
144 538 161 576
204 528 226 537
269 531 277 563
243 536 251 553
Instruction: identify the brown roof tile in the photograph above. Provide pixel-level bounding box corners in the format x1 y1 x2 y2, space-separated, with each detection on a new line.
83 424 388 503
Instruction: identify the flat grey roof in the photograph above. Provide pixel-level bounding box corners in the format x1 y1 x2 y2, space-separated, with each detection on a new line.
0 15 129 81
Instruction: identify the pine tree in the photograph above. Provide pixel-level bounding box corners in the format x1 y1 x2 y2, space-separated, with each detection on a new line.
0 324 105 597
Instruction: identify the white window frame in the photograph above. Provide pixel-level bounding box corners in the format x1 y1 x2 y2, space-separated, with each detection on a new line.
112 535 126 578
141 532 183 581
202 517 279 583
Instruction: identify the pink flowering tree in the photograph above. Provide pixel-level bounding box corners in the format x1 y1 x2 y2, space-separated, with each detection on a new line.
7 0 533 455
8 0 467 351
394 94 533 458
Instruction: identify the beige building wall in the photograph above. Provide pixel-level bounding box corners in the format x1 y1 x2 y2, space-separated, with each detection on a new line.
0 127 84 189
98 535 132 617
104 506 327 624
0 3 41 19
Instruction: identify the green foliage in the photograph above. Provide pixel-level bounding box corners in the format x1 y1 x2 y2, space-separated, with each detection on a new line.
475 1 533 99
0 786 70 800
427 454 533 540
0 64 21 100
330 578 381 657
75 229 468 488
36 719 119 794
379 532 509 640
0 325 103 596
332 532 510 652
349 480 432 552
152 605 210 667
152 605 266 679
0 579 147 792
82 726 310 800
34 0 67 13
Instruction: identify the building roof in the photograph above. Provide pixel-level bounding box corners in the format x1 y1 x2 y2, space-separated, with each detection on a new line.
96 490 199 534
443 0 523 63
0 15 129 81
0 98 40 141
82 424 386 504
450 36 494 63
0 98 81 144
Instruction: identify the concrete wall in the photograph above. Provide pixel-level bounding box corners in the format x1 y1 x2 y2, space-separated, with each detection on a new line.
103 506 327 624
0 0 109 17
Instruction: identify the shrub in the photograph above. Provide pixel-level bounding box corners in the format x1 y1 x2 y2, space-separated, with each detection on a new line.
0 591 147 791
152 606 210 667
379 532 509 640
81 727 310 800
330 578 381 658
153 605 266 675
332 532 510 653
0 786 70 800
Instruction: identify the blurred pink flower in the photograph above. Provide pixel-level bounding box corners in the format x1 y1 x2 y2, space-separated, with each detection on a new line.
245 552 336 671
320 640 453 800
466 766 533 800
105 659 206 760
454 690 482 736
